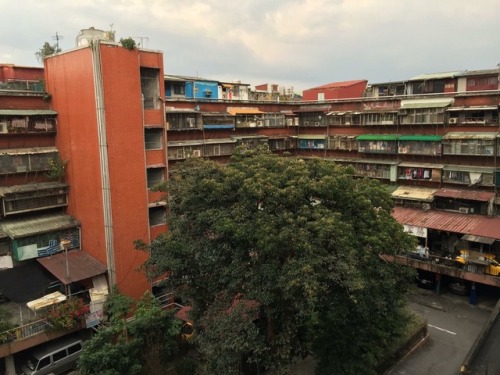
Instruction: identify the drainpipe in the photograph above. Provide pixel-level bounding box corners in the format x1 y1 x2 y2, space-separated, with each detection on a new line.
92 41 116 290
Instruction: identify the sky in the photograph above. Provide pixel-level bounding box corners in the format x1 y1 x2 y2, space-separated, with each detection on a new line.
1 0 500 93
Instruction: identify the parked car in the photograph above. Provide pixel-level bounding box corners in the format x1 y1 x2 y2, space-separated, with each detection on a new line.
19 336 83 375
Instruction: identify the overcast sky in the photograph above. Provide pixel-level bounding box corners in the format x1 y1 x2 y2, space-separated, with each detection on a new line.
2 0 499 93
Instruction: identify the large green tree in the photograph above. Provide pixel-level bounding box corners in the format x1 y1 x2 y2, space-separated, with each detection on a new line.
142 147 416 374
78 290 180 375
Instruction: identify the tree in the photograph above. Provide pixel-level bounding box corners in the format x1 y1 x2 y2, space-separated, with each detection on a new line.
78 290 180 375
142 147 416 374
35 42 61 63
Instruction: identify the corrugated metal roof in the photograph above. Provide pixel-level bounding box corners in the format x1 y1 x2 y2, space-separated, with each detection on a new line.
0 109 57 116
447 106 498 111
442 132 497 140
168 140 204 147
443 165 494 173
165 107 197 113
356 134 398 141
433 188 494 202
458 69 500 77
392 186 438 202
0 147 57 156
408 71 464 81
296 135 326 140
399 135 442 141
37 250 107 285
461 234 496 245
392 207 500 240
0 182 67 196
398 162 444 169
226 107 263 115
0 213 79 239
203 138 236 145
400 98 454 109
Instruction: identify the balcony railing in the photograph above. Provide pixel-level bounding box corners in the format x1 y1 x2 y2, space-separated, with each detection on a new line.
0 318 50 344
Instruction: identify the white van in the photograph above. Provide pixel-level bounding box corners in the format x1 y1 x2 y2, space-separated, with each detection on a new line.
19 336 83 375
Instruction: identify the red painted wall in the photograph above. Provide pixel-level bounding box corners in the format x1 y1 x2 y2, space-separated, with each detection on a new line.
303 81 367 101
45 44 165 299
0 65 44 81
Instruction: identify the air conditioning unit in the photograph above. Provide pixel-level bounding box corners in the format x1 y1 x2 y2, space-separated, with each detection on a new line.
314 121 320 126
345 121 351 125
303 121 310 126
448 118 458 124
459 207 470 214
192 150 201 157
0 123 7 134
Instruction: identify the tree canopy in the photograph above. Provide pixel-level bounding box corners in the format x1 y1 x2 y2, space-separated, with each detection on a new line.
78 290 180 375
142 147 416 374
35 42 61 63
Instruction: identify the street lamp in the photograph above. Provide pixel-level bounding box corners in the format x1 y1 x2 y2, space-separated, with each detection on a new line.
60 239 71 295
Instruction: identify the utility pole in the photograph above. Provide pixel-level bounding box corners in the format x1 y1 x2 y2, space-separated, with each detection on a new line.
52 31 63 50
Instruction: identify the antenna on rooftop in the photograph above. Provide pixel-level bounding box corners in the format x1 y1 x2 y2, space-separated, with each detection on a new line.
132 36 149 48
52 32 63 50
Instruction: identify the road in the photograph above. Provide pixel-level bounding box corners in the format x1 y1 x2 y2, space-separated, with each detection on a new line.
386 290 495 375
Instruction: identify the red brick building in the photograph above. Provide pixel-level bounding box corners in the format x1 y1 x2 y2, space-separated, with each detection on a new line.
45 41 166 299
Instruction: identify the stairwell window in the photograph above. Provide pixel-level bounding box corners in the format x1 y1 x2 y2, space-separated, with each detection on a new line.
147 168 164 189
140 67 160 110
149 206 166 226
145 128 163 150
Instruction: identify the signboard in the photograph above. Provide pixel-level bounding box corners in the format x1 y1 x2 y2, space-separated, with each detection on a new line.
403 225 427 238
86 310 103 328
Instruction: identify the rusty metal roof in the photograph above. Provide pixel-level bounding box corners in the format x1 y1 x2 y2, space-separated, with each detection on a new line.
433 188 494 202
0 213 79 239
0 181 67 196
37 250 107 285
392 207 500 240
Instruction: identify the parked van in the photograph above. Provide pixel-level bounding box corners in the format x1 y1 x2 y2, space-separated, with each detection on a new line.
19 336 83 375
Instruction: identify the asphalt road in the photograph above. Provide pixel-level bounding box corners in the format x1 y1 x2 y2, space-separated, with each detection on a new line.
386 290 495 375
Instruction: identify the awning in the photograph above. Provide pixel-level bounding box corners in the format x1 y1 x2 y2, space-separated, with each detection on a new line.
356 134 398 141
0 147 58 156
296 135 326 140
461 234 496 245
442 132 497 140
443 165 494 173
327 111 348 116
221 83 233 88
168 140 204 147
400 98 454 109
37 250 107 285
398 135 442 142
398 162 444 169
0 109 57 116
329 135 357 139
447 106 498 112
391 186 438 202
0 213 79 239
203 124 235 129
203 138 237 145
226 107 263 115
27 291 67 312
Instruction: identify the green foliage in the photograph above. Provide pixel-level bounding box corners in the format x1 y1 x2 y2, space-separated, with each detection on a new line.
174 358 197 375
46 156 68 182
35 42 61 63
120 37 137 50
0 308 15 344
143 147 416 374
78 290 181 375
45 297 89 330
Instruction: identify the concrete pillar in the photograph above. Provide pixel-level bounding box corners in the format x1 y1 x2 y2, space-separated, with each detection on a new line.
4 355 16 375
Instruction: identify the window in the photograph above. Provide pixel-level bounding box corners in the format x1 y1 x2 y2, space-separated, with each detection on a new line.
37 357 50 370
140 68 160 109
147 168 164 189
173 84 185 95
149 206 166 226
67 343 82 355
144 129 163 150
53 349 67 362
